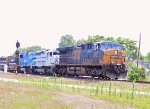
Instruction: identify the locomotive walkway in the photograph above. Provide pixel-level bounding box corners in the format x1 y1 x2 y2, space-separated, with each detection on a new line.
0 77 150 96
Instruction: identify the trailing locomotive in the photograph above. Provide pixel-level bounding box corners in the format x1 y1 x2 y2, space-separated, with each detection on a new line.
18 49 59 75
0 56 17 72
55 41 127 79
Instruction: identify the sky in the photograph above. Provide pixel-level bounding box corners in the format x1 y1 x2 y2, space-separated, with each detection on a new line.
0 0 150 56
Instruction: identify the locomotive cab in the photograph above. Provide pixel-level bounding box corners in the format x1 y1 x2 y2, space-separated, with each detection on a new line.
46 50 60 65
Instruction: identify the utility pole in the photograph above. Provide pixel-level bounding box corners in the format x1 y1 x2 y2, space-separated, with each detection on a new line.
137 33 141 68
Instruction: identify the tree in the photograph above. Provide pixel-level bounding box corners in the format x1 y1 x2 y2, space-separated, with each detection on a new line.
144 52 150 62
140 53 144 60
76 39 87 45
76 35 138 60
87 35 94 43
105 36 115 41
86 35 105 43
116 37 138 60
93 35 105 42
59 35 76 47
12 46 42 56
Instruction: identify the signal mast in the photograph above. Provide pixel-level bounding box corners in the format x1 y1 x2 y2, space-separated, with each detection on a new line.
15 40 20 73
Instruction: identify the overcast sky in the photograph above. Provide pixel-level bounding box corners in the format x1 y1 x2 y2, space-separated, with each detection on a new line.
0 0 149 56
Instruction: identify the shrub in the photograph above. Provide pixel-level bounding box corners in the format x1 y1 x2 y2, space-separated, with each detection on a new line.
127 62 147 81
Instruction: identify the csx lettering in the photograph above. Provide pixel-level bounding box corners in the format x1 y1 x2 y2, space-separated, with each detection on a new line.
72 50 80 60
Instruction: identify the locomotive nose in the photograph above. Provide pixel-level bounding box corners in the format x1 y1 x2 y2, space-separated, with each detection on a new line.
102 49 127 79
102 49 126 65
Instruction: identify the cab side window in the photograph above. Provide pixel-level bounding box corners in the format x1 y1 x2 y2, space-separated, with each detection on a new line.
101 44 106 50
87 44 92 49
96 44 100 50
50 52 52 57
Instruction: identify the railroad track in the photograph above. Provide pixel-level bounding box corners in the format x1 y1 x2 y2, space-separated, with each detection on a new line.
54 75 150 84
2 72 150 84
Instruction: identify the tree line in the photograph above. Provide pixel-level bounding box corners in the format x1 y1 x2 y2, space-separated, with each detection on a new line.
15 34 150 62
59 34 138 60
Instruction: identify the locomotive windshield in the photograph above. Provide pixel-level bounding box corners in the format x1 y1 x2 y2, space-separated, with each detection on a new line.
113 45 122 50
53 52 59 55
100 43 106 50
99 42 122 50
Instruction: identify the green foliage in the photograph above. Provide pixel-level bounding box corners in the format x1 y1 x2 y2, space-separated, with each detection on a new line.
86 35 105 43
105 37 115 41
144 52 150 62
59 35 76 47
76 35 138 60
19 46 42 54
58 34 139 60
13 46 42 56
127 62 147 81
140 53 145 60
76 38 87 45
116 37 137 60
2 76 150 109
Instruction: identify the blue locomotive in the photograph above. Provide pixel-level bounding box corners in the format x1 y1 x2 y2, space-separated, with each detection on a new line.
18 49 59 75
55 41 127 79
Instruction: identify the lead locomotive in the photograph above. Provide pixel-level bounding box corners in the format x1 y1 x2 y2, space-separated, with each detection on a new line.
55 41 127 79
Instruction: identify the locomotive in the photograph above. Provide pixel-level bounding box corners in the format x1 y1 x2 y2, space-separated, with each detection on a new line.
55 41 127 79
1 41 128 80
18 49 59 75
0 56 17 72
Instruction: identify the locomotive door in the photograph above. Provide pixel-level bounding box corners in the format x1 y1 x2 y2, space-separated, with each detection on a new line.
47 51 59 65
47 52 54 65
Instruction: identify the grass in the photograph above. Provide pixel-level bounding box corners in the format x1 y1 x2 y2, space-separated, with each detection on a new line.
0 81 73 109
3 74 150 92
23 77 150 109
0 80 132 109
0 73 150 109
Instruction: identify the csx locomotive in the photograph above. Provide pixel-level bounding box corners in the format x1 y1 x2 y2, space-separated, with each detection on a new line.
0 41 128 79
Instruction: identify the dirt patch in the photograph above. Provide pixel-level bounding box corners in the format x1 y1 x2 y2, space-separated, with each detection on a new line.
54 92 135 109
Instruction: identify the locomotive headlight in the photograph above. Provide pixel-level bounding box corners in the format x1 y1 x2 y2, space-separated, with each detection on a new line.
115 51 118 55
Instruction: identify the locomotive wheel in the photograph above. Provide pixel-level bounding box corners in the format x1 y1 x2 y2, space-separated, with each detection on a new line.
58 68 63 77
32 69 35 74
91 68 98 78
91 74 95 79
98 75 104 80
75 74 79 78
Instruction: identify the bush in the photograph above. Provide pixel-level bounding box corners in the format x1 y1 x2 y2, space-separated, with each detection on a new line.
127 62 147 81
